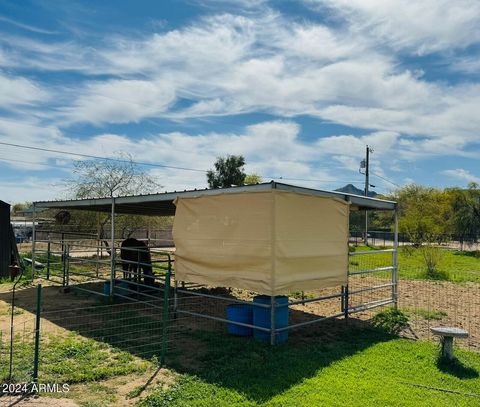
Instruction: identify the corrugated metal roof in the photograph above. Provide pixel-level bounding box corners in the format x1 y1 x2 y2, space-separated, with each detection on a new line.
34 181 396 215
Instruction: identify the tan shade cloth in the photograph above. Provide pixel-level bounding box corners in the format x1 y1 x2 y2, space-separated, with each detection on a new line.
172 189 349 295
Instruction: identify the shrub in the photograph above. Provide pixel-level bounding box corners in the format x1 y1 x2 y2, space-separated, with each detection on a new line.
420 245 446 279
372 308 409 334
401 245 415 257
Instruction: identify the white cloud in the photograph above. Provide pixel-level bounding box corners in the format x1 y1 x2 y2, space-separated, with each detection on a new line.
1 2 480 190
0 177 66 204
0 16 59 35
60 79 176 125
307 0 480 54
451 57 480 74
442 168 480 185
0 72 49 108
0 119 374 202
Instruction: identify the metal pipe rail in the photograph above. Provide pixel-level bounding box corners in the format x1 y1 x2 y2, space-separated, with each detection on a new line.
348 298 395 313
349 249 395 256
348 282 394 296
110 272 169 290
65 270 109 280
113 265 169 281
285 292 344 307
348 266 394 276
275 311 346 332
175 287 271 308
176 309 271 332
114 257 171 270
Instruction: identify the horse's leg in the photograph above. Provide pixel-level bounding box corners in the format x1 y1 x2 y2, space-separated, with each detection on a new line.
136 250 141 284
144 265 154 286
132 264 138 284
122 257 128 280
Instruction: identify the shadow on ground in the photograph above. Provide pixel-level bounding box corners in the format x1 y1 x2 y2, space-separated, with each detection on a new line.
1 283 397 403
167 320 395 403
437 356 479 379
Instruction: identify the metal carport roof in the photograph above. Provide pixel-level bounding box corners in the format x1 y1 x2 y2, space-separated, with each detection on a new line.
34 181 397 216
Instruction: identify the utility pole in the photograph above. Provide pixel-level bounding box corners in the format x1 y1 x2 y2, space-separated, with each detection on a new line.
360 145 373 245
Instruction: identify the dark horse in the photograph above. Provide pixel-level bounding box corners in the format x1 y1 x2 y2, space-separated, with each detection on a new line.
120 238 155 286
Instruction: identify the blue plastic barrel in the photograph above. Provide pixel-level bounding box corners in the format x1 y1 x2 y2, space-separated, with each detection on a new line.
103 280 130 297
103 281 111 296
115 279 130 297
253 295 289 343
226 304 253 336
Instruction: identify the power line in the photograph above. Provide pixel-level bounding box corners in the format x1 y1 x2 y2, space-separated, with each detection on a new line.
0 154 364 186
0 156 74 170
370 171 400 188
0 140 367 185
0 141 375 192
0 117 402 189
0 141 208 173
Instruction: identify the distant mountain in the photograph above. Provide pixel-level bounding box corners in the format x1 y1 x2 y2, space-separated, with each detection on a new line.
335 184 378 197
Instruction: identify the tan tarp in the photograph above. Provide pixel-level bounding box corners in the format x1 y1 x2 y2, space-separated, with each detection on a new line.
172 190 349 295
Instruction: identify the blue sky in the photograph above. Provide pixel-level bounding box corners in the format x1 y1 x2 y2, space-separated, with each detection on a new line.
1 0 480 203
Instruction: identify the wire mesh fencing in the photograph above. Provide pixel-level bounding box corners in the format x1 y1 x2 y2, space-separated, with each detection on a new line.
397 274 480 352
347 246 480 351
15 292 171 385
6 236 480 390
0 313 36 383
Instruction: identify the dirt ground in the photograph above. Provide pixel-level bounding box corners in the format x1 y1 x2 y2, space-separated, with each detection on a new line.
287 278 480 351
0 395 78 406
0 367 174 407
2 276 479 350
169 277 480 351
397 279 480 350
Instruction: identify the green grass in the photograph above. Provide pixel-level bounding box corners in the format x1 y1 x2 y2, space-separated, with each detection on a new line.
0 303 24 316
0 332 150 383
350 246 480 283
408 308 448 321
140 327 480 406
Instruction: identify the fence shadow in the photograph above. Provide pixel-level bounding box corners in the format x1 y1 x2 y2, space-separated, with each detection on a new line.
0 283 393 402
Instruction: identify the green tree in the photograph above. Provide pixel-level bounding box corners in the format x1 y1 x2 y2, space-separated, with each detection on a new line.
392 184 452 246
447 182 480 248
207 155 246 188
244 173 263 185
11 202 32 215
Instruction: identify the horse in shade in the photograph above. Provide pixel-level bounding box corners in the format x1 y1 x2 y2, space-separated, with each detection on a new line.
120 238 154 286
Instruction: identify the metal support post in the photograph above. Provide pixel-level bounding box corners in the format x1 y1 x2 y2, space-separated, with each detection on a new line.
343 285 349 322
345 194 351 321
393 207 399 309
65 244 70 287
31 203 36 281
46 240 51 280
96 212 100 277
32 284 42 383
270 295 276 345
173 277 178 319
160 263 172 365
110 197 115 297
62 244 67 287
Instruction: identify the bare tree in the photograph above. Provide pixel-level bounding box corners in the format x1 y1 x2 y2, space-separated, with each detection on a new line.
64 155 162 253
69 155 160 199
